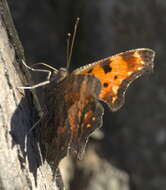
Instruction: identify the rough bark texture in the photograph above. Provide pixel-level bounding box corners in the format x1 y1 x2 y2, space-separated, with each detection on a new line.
6 0 165 190
0 1 60 189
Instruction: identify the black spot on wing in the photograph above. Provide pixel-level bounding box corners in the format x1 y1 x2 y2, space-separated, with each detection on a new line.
103 82 108 87
102 60 112 73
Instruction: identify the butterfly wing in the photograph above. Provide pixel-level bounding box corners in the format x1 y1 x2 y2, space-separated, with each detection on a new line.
65 74 104 159
73 48 155 111
41 74 103 163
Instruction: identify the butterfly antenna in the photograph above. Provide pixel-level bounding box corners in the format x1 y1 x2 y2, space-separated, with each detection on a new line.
66 33 71 68
66 17 80 70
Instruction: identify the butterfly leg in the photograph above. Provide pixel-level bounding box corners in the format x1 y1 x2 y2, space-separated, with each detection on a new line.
19 80 51 89
24 117 45 165
22 60 52 80
19 60 52 89
24 116 44 151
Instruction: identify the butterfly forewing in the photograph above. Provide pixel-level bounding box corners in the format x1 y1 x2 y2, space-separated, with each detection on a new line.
73 48 155 111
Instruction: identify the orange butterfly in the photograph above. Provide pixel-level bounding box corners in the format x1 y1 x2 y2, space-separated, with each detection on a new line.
22 48 155 160
21 18 155 162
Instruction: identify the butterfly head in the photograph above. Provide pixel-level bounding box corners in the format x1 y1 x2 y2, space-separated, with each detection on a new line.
50 68 69 83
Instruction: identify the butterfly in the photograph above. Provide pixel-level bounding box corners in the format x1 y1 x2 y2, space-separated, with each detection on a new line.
21 17 155 166
22 48 155 164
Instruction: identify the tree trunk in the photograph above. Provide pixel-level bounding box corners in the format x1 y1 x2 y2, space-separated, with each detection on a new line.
0 0 62 189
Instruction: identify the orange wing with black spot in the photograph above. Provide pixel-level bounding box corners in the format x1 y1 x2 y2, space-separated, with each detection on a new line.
73 48 155 111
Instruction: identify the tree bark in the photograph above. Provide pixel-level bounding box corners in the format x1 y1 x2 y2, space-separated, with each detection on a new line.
0 1 61 189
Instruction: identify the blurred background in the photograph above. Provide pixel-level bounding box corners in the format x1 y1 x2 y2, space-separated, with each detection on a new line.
8 0 165 190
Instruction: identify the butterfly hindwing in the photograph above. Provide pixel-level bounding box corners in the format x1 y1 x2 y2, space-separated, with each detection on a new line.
65 74 104 158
